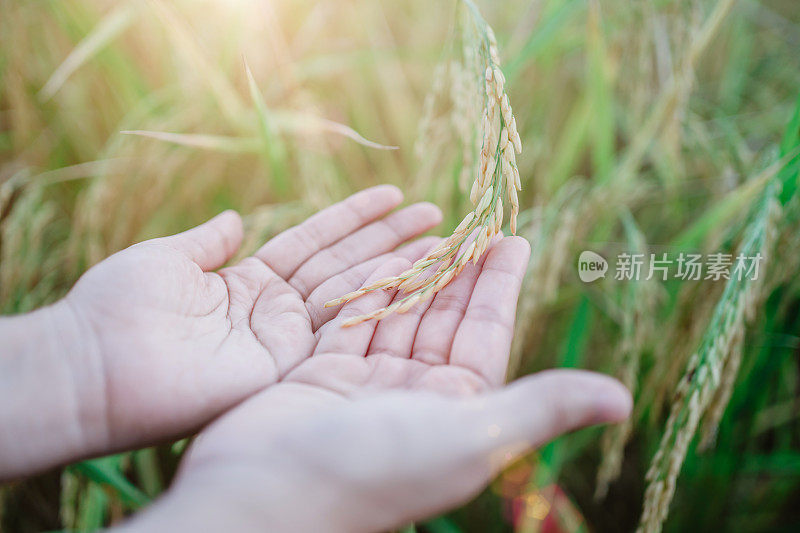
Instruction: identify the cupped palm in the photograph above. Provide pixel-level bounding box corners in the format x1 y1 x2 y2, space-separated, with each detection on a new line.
65 186 442 446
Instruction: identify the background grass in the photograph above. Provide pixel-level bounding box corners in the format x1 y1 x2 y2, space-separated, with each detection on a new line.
2 0 800 531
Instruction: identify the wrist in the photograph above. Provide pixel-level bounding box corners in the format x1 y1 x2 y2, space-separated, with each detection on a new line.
118 460 354 533
0 299 107 479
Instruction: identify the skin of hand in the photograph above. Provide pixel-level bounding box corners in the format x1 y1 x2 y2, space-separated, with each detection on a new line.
0 186 444 478
121 236 632 533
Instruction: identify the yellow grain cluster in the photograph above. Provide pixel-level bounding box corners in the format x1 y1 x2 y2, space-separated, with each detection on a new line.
325 19 522 326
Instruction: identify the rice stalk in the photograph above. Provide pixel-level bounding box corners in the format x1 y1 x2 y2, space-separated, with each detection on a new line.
244 58 290 194
0 178 65 312
697 324 744 450
450 57 483 191
410 11 481 199
595 212 662 499
694 98 800 449
508 180 586 377
637 181 782 533
639 279 721 427
147 0 246 123
325 1 523 325
60 470 81 530
613 0 735 189
414 61 450 162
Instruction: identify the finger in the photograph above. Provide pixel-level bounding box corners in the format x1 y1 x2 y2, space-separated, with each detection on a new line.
410 235 499 366
462 370 633 466
417 370 631 483
314 258 410 357
389 371 631 484
366 282 436 360
254 185 403 279
288 202 442 298
450 236 530 386
155 210 243 271
306 237 441 331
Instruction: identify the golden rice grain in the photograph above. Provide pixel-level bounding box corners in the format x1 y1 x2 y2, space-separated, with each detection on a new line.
324 5 523 325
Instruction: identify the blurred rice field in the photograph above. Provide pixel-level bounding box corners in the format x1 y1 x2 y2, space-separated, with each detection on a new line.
2 0 800 531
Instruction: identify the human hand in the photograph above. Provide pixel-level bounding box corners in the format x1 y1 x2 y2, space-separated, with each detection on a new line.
0 186 441 477
123 237 632 533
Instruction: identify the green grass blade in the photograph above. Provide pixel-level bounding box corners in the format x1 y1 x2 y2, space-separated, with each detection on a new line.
586 0 615 183
76 482 107 532
73 457 149 509
120 130 260 153
133 448 162 498
39 3 137 101
545 95 591 194
505 0 583 82
559 295 593 369
778 92 800 205
423 516 464 533
244 58 289 195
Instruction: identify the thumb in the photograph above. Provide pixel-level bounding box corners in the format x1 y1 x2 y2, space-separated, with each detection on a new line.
157 210 243 271
463 369 632 472
317 369 632 531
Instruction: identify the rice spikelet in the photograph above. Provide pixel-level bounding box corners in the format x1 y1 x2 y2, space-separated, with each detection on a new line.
636 185 781 533
325 3 523 325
